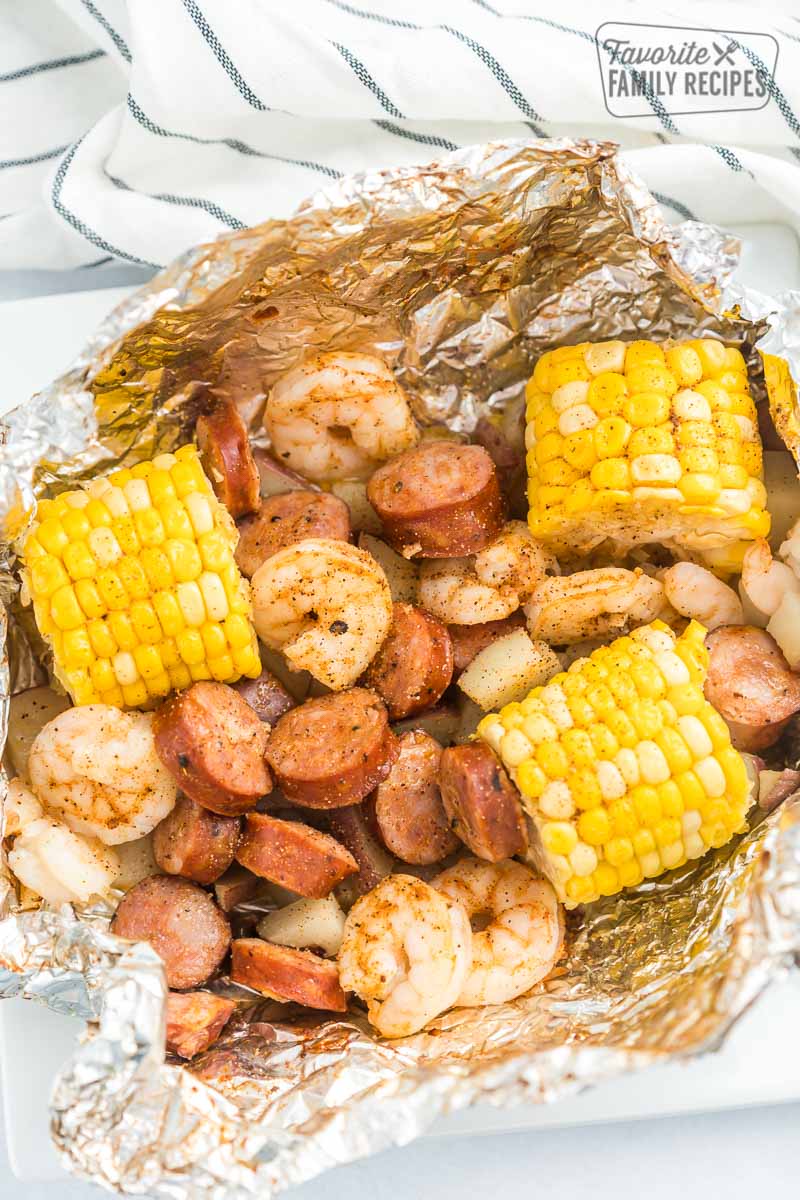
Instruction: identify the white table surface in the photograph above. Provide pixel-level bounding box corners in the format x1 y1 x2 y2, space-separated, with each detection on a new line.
2 228 800 1198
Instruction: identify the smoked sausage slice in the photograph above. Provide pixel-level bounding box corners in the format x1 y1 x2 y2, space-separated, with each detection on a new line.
265 688 397 808
327 804 396 896
235 812 357 897
704 625 800 752
231 938 346 1011
234 491 351 578
448 612 527 673
166 991 235 1058
362 603 453 720
366 442 503 558
439 742 528 862
232 665 295 727
372 731 459 865
153 682 271 816
196 399 260 519
111 875 231 989
153 794 240 885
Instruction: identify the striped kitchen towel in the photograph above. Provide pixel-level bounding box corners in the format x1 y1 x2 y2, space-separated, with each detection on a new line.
2 0 800 270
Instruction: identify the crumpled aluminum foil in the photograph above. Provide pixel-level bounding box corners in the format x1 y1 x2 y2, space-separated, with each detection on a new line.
1 138 799 1199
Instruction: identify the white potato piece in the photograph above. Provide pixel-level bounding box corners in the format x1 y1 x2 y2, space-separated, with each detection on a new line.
114 834 159 891
767 591 800 669
6 686 70 781
257 895 346 957
8 818 120 905
764 451 800 552
358 532 419 603
458 629 562 711
331 479 382 534
2 778 43 837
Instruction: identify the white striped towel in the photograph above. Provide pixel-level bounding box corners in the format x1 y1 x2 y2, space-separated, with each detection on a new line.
2 0 800 271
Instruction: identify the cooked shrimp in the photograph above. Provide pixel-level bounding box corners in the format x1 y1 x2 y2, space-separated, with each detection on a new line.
741 538 800 619
264 352 419 481
524 567 665 645
417 525 552 625
661 561 743 630
417 558 519 624
779 515 800 576
432 858 563 1006
251 537 392 689
2 777 43 837
8 817 119 905
28 706 177 845
338 874 472 1038
473 521 555 603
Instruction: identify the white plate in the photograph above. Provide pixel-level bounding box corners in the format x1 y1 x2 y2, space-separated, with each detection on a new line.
2 222 800 1183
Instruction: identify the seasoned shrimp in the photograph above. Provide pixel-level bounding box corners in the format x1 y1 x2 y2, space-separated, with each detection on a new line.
264 352 420 481
251 537 393 689
524 567 665 645
661 561 743 630
28 706 177 845
473 521 554 602
741 538 800 619
338 874 472 1038
8 815 119 905
2 777 43 837
432 858 563 1007
417 523 553 625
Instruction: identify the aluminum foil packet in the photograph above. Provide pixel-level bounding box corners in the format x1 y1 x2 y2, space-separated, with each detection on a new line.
0 138 799 1199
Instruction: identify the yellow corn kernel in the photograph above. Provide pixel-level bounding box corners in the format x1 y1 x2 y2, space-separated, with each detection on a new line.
534 431 565 465
593 862 620 897
562 430 597 471
87 618 116 658
223 612 254 650
140 547 172 590
665 344 702 387
145 671 172 699
112 516 140 556
90 657 117 694
133 644 164 681
122 680 150 708
100 686 125 707
542 821 578 856
209 654 235 682
587 372 628 415
679 474 720 505
61 508 91 542
171 456 208 498
85 498 112 529
165 538 202 583
605 835 635 866
550 359 591 388
130 599 162 644
74 579 106 620
198 529 232 573
117 555 150 601
62 627 93 669
51 584 84 630
658 780 684 818
628 425 674 457
176 627 205 665
107 611 138 651
134 507 166 547
88 526 122 568
593 416 630 459
577 808 612 846
168 663 193 691
189 662 213 682
160 498 195 540
201 621 228 660
30 555 69 598
65 669 95 705
36 517 69 556
590 457 630 490
517 759 548 799
625 341 666 371
146 468 177 506
623 390 671 427
539 458 579 487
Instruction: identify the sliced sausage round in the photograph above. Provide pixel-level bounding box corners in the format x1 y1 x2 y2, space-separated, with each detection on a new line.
111 875 231 990
265 688 397 808
231 938 346 1010
361 602 453 720
166 991 235 1058
234 491 351 578
232 665 295 726
327 803 396 896
448 612 527 673
366 442 503 558
439 742 528 862
704 625 800 752
153 682 271 816
372 730 459 865
235 812 357 897
153 794 241 885
196 399 260 519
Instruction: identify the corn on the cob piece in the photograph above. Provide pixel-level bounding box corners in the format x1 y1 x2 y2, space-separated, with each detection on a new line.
22 445 261 707
526 338 769 570
478 620 753 908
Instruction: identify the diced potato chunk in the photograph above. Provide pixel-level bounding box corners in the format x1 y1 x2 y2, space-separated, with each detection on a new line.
257 895 345 957
457 628 562 711
7 686 70 781
358 533 419 603
331 480 382 534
